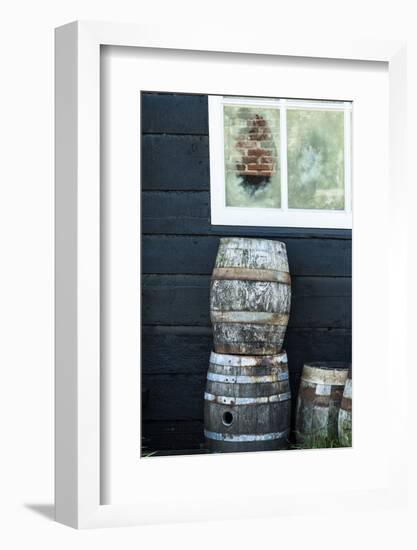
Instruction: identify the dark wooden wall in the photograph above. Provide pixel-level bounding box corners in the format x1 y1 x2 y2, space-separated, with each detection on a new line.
141 92 352 452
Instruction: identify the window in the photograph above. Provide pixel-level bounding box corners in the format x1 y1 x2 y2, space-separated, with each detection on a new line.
209 96 352 228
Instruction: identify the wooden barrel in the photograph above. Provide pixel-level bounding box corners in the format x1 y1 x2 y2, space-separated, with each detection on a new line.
204 351 291 453
338 372 352 447
210 237 291 355
295 362 350 444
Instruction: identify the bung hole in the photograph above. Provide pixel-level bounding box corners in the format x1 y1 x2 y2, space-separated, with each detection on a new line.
222 411 234 426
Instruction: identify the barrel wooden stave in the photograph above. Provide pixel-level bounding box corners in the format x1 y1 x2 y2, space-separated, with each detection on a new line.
204 351 291 453
295 362 349 444
338 375 352 447
210 238 291 355
212 322 288 355
214 237 289 272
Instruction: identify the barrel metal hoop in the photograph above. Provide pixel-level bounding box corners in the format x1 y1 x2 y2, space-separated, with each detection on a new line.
204 429 289 442
207 371 289 384
211 311 290 325
204 391 291 405
343 378 352 399
212 267 291 285
209 350 287 367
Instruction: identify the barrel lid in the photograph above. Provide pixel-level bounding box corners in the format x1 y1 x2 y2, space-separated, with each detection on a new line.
304 361 351 371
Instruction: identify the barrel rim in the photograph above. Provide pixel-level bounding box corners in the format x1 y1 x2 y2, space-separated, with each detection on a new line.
304 361 351 371
219 237 286 250
210 350 287 367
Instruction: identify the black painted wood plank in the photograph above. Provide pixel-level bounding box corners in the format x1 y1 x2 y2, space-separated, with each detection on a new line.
142 235 351 277
141 136 210 191
141 93 208 135
142 275 210 326
142 326 212 374
142 374 206 421
142 274 351 328
142 420 204 451
142 191 210 229
142 191 352 240
142 235 217 275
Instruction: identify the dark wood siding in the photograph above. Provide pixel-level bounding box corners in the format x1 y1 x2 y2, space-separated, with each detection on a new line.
141 92 352 452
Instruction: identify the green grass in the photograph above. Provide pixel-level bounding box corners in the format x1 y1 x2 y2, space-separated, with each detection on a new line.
142 450 158 458
290 432 349 450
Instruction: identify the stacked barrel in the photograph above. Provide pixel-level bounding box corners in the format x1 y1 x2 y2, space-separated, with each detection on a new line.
204 238 292 453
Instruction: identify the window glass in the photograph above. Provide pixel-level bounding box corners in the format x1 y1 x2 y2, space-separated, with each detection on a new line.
287 109 345 210
223 105 281 208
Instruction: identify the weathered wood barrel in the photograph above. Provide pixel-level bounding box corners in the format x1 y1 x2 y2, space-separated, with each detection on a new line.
204 351 291 453
338 372 352 447
210 237 291 355
295 362 350 444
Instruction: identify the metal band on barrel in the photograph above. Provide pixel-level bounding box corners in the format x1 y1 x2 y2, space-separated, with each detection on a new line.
212 267 291 284
343 378 352 399
211 311 289 325
204 429 289 442
301 365 348 386
210 350 287 367
204 391 291 405
207 371 289 384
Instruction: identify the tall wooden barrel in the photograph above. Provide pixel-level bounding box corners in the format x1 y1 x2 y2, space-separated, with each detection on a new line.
204 351 291 453
210 238 291 355
295 362 350 444
338 372 352 447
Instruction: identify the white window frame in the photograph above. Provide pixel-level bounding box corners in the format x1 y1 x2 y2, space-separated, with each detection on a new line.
209 95 352 229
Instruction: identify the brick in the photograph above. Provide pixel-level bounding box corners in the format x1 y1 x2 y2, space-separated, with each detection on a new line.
247 163 273 171
248 148 264 157
242 170 260 176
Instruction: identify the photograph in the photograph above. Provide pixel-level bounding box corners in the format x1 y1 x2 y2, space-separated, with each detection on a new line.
141 92 352 456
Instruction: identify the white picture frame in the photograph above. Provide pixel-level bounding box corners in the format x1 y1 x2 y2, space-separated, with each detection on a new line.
55 21 408 529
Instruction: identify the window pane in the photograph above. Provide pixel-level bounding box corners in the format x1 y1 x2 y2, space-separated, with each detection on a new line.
287 109 345 210
224 105 280 208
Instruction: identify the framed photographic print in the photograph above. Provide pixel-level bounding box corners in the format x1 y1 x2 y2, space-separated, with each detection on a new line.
55 21 408 528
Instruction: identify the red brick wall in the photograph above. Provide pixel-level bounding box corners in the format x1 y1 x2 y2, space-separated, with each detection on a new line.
231 112 277 179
